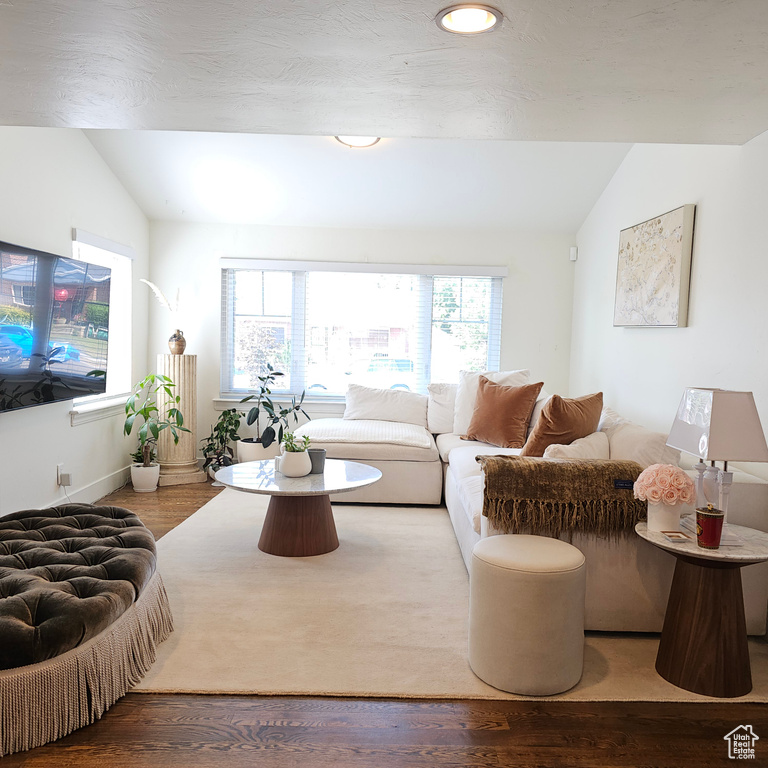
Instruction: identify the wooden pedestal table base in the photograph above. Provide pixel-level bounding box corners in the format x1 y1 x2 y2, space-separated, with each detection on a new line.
655 555 751 697
259 494 339 557
635 521 768 699
215 459 382 558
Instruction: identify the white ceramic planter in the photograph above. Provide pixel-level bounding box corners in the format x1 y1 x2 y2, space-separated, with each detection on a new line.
647 501 681 532
131 463 161 493
237 439 280 463
207 466 225 487
275 450 312 477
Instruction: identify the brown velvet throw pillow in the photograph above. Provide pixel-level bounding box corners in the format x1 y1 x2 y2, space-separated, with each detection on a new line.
464 377 544 448
520 392 604 457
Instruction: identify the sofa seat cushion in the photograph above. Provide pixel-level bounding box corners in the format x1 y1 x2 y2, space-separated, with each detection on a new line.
295 418 439 462
436 433 521 465
0 504 157 671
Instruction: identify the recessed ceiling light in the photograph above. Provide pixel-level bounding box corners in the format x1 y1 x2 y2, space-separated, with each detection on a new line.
436 4 502 34
334 136 381 148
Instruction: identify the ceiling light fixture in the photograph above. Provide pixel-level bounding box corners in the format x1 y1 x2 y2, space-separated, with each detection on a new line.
436 4 502 34
334 136 381 148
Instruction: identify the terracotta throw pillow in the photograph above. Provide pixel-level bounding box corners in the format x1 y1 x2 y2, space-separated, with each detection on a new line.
464 377 544 449
520 392 604 457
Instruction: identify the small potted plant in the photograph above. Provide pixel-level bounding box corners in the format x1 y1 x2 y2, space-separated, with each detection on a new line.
201 407 241 481
124 373 189 492
237 363 310 462
275 432 312 477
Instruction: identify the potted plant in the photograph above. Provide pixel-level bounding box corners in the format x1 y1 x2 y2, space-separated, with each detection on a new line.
201 407 242 482
237 364 310 462
274 432 312 477
124 373 189 492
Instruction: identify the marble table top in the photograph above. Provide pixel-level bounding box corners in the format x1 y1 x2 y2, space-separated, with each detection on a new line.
635 521 768 565
214 459 382 497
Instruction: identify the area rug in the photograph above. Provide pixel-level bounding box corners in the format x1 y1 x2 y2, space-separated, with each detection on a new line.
135 489 768 701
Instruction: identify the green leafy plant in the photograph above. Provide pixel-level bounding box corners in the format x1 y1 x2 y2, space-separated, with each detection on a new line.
201 408 242 472
282 432 310 452
0 307 32 326
124 373 189 467
240 363 310 448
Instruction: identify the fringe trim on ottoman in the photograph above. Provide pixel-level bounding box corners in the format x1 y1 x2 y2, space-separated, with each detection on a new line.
0 571 173 757
477 455 647 539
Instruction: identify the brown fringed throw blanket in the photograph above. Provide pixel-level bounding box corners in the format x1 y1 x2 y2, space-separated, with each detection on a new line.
476 455 647 539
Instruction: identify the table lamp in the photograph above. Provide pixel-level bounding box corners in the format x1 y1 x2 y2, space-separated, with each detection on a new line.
666 388 768 527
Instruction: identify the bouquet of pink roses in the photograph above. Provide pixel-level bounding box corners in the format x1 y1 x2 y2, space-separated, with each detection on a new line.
633 463 695 506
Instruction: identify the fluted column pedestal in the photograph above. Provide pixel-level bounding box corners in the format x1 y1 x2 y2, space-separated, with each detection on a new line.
157 353 207 486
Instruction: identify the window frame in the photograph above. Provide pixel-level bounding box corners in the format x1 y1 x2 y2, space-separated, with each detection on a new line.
70 229 134 409
220 259 506 398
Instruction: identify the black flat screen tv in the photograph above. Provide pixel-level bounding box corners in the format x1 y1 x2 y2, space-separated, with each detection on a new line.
0 240 111 411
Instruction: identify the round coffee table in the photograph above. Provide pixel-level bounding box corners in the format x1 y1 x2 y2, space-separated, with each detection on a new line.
214 459 382 557
635 521 768 697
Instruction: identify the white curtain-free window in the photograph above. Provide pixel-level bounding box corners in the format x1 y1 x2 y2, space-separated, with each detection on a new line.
220 260 505 397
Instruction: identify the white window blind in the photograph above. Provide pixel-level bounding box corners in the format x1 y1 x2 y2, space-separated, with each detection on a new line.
220 262 504 397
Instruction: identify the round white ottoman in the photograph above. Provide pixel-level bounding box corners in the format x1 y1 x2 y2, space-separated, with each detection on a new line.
469 534 586 695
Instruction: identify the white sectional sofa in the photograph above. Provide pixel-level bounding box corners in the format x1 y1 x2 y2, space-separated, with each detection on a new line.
295 377 768 635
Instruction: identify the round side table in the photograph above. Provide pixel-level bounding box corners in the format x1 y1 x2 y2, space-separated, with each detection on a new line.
215 459 382 557
635 521 768 698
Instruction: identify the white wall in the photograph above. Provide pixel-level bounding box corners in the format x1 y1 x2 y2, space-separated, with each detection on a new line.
571 131 768 477
148 222 576 441
0 128 149 516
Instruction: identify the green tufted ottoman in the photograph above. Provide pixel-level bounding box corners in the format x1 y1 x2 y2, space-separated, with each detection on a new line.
0 504 173 756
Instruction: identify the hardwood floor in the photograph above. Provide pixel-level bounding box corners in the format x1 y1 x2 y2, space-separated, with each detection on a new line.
8 482 764 767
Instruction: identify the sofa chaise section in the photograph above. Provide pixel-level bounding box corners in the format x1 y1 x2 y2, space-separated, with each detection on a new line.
295 418 443 504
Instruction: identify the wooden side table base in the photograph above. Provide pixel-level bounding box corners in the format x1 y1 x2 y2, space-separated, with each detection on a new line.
655 555 751 698
259 494 340 557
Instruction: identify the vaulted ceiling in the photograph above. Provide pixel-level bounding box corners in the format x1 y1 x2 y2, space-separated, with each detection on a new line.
85 130 630 229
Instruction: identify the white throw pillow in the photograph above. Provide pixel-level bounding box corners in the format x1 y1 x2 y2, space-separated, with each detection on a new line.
343 383 428 428
608 421 681 469
598 406 630 438
453 369 531 436
543 431 610 460
526 389 551 438
427 383 457 434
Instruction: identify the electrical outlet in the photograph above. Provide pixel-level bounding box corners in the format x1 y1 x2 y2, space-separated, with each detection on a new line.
57 464 72 487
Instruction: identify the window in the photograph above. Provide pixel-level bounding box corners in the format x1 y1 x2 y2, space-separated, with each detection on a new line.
221 261 504 396
72 230 134 399
12 284 35 306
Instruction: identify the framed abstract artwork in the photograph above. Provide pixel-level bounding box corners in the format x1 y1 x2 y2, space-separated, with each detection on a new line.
613 204 695 327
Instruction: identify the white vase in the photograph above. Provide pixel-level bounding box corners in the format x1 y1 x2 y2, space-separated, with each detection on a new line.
207 466 225 487
131 463 160 493
276 450 312 477
647 501 681 532
237 439 280 463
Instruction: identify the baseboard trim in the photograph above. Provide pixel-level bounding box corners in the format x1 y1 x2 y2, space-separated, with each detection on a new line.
45 466 131 508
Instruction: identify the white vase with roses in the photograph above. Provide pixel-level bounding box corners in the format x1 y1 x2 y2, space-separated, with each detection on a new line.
633 463 696 532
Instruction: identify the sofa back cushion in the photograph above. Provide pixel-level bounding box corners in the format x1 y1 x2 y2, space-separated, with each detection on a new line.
520 392 604 457
608 421 681 468
464 377 544 448
427 383 457 434
343 383 428 428
453 369 530 436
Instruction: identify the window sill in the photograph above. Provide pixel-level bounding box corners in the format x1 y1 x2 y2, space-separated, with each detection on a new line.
214 396 345 418
70 394 128 426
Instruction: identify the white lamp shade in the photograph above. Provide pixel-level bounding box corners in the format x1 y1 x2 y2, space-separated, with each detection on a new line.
666 388 768 462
